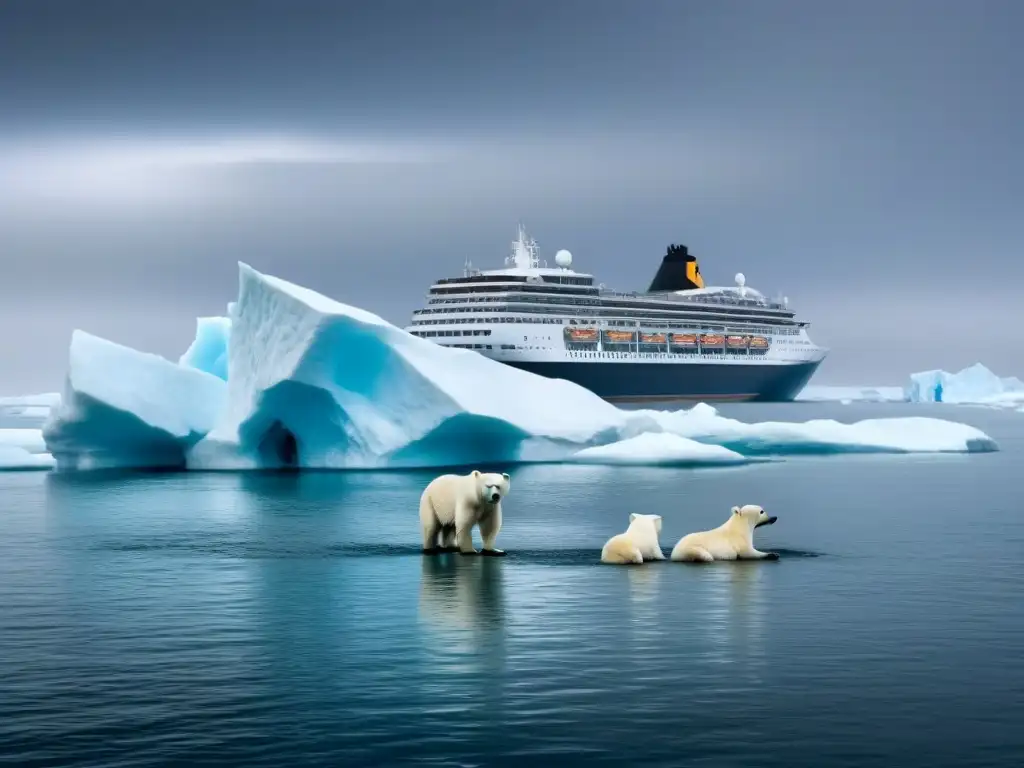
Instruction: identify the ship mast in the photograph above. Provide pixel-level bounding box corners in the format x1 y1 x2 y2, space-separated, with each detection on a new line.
508 222 540 270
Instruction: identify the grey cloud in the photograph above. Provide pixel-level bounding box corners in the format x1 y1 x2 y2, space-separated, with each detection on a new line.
1 0 1022 392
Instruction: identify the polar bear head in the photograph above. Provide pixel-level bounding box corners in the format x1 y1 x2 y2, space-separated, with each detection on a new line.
733 504 777 528
629 512 663 535
472 470 511 504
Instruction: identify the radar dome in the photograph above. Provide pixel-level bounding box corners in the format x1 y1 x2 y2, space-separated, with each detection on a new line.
735 272 746 287
555 249 573 268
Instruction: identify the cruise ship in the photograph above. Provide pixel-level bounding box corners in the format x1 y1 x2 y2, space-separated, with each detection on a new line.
405 226 827 402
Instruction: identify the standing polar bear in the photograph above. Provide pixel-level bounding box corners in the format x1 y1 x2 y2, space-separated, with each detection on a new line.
601 513 666 565
670 504 779 562
419 470 511 556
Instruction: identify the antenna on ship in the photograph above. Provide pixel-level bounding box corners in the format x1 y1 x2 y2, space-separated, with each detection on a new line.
510 222 540 270
735 272 747 298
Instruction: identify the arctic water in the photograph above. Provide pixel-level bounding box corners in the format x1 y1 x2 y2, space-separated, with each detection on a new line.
2 401 1023 768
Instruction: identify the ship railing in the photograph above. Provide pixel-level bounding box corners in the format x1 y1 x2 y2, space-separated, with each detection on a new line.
562 349 783 363
597 288 786 310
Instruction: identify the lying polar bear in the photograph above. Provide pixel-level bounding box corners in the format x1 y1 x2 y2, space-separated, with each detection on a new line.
601 513 666 565
670 504 779 562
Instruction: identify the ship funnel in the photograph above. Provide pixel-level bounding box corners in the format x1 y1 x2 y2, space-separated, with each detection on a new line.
648 244 705 292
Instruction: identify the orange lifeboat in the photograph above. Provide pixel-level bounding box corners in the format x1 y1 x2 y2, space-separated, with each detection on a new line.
726 335 748 348
640 332 667 344
565 327 599 342
670 333 698 347
699 334 725 347
603 330 636 343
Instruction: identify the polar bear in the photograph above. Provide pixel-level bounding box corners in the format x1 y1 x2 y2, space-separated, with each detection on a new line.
419 470 511 556
600 513 666 565
670 504 779 562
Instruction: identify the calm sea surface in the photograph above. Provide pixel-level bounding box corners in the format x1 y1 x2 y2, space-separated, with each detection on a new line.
2 402 1023 767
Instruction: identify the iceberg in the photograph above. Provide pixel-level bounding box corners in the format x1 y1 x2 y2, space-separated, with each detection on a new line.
178 316 231 380
905 363 1024 407
0 428 54 471
645 402 997 454
801 366 1024 410
187 264 626 469
569 432 755 467
42 331 227 470
35 262 1000 473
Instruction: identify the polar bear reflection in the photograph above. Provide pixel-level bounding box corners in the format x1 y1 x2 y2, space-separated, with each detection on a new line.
692 562 769 678
625 564 664 647
418 553 505 646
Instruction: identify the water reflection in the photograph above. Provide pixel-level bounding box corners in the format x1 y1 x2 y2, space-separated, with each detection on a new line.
625 563 661 603
418 553 506 639
417 552 508 722
30 471 268 758
692 563 768 678
624 559 658 605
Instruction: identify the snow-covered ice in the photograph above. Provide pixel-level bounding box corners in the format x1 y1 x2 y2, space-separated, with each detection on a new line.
43 331 227 470
0 428 46 454
0 445 54 470
0 428 54 471
569 432 756 466
643 403 997 454
21 262 1001 473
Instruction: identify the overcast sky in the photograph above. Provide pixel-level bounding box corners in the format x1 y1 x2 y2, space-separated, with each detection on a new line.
1 0 1022 392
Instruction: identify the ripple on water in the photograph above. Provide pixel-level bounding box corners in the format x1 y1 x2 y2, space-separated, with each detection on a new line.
91 539 827 563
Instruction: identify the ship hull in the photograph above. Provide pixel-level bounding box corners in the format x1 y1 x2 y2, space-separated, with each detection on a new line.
495 359 823 403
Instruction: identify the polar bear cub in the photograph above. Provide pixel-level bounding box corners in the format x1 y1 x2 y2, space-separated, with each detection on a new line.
601 513 666 565
419 470 511 556
670 504 779 562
